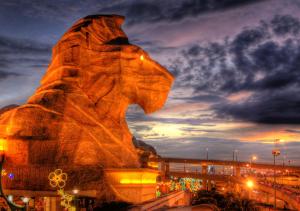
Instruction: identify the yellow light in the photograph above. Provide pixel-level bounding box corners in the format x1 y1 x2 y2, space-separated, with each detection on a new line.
120 178 156 184
148 162 158 168
246 180 254 188
252 155 257 161
0 138 7 152
72 189 79 194
48 169 68 189
140 55 144 61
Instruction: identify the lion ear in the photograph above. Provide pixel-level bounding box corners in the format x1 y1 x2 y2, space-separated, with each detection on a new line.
85 75 115 105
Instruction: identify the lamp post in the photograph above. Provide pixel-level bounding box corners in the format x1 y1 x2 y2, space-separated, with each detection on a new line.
272 139 281 211
206 148 208 161
233 150 238 176
246 179 254 199
0 138 25 211
250 155 257 175
235 150 238 162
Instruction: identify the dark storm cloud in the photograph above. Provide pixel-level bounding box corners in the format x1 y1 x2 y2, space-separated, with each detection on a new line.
271 14 300 36
173 94 224 103
0 35 51 55
0 0 75 20
115 0 259 25
0 35 51 72
0 0 261 25
167 0 260 22
0 70 20 80
215 90 300 124
173 14 300 124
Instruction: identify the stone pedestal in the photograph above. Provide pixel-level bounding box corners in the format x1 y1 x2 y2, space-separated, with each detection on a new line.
105 168 159 204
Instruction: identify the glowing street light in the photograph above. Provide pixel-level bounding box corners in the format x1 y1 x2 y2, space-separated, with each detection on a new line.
249 155 257 175
21 197 30 204
245 179 254 199
246 180 254 189
72 189 79 194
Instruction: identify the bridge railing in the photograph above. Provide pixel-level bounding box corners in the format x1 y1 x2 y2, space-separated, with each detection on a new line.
258 180 300 203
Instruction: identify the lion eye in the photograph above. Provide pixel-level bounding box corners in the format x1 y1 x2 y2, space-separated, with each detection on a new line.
140 55 144 61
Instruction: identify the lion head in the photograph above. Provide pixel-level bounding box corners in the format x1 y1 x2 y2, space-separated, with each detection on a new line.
37 15 174 115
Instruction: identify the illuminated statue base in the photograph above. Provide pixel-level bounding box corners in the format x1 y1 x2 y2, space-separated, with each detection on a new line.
105 168 159 203
2 168 159 209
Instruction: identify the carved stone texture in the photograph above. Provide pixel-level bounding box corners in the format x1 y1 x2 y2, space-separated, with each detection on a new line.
0 15 174 174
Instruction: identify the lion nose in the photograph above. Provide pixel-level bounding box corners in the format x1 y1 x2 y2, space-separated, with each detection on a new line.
153 61 174 82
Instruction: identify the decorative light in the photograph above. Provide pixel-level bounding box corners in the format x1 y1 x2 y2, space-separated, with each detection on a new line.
120 178 156 184
1 169 7 176
57 189 74 209
21 197 30 204
140 55 144 61
175 177 201 192
48 170 75 210
7 195 13 202
8 173 14 180
147 162 158 168
48 169 68 189
0 138 7 152
72 189 79 194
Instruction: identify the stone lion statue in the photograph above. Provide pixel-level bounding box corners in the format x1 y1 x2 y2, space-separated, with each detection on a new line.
0 15 173 193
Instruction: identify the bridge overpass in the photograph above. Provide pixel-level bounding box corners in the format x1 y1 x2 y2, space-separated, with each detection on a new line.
164 171 300 210
150 157 300 210
150 157 300 172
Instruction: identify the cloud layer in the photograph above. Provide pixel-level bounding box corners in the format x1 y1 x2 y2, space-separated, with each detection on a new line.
171 14 300 124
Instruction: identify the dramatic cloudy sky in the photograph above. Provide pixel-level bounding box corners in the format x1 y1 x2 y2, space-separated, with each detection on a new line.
1 0 300 164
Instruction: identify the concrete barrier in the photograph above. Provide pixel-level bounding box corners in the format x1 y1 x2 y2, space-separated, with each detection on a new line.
130 191 191 211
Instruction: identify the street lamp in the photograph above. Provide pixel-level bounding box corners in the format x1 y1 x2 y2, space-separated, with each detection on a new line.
21 197 30 210
0 138 25 210
250 155 257 175
246 179 254 189
246 179 254 199
206 148 208 161
272 139 281 211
